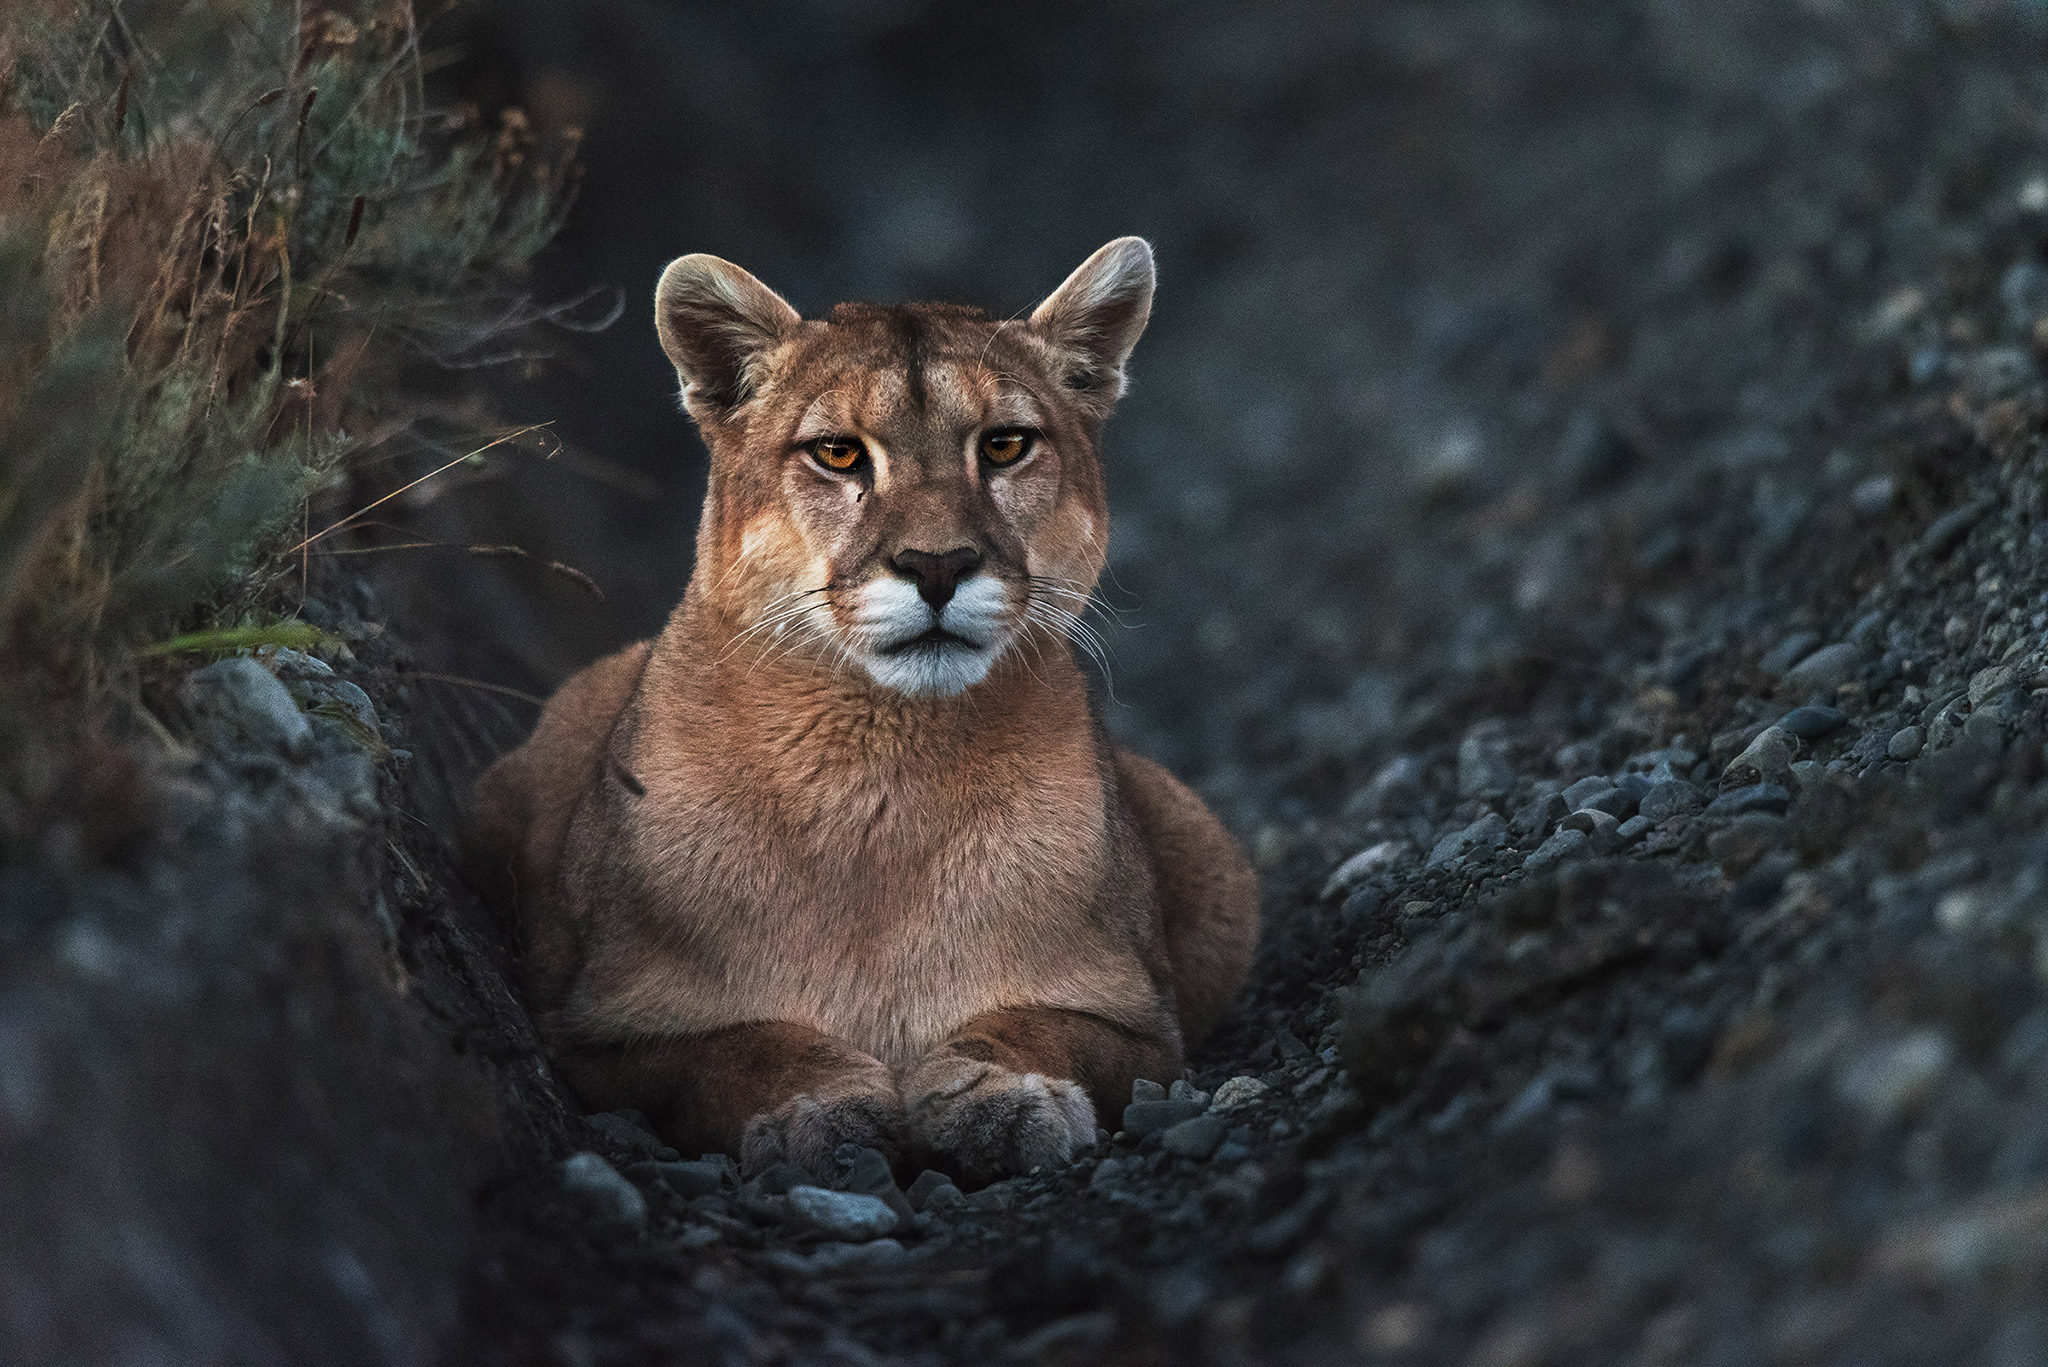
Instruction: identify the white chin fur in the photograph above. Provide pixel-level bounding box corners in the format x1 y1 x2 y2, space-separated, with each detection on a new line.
845 576 1009 697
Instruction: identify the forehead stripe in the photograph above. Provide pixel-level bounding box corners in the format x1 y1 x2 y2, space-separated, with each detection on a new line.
888 307 929 412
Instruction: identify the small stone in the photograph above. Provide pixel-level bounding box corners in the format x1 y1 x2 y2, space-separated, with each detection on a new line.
1158 1114 1227 1161
1638 780 1702 823
561 1152 647 1229
1703 784 1791 818
1319 840 1406 900
1725 725 1797 786
754 1163 807 1196
650 1160 727 1200
1130 1078 1167 1104
1274 1031 1312 1062
1851 475 1897 517
1562 775 1613 809
1210 1076 1269 1112
905 1169 964 1213
1777 705 1847 740
1888 725 1925 761
1088 1159 1126 1189
1584 784 1639 819
1167 1079 1209 1105
1616 814 1652 844
1964 708 2008 745
585 1111 666 1154
1522 827 1586 874
787 1186 899 1242
1969 664 2023 708
1122 1099 1208 1138
1510 790 1567 842
181 657 313 756
1426 811 1508 869
1759 631 1822 675
1782 643 1862 694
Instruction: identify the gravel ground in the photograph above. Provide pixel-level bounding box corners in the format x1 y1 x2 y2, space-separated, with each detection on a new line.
15 2 2048 1364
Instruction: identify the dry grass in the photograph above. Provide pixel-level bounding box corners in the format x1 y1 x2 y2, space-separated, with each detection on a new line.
0 0 574 685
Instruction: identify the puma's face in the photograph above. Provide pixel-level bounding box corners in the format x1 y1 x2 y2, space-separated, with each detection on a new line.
655 239 1154 697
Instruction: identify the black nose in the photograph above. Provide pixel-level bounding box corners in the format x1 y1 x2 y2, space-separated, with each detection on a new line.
890 546 982 609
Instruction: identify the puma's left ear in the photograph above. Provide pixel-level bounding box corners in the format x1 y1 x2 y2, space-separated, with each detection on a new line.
1028 236 1155 411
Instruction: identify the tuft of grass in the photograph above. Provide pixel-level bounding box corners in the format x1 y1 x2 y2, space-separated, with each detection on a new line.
0 0 576 684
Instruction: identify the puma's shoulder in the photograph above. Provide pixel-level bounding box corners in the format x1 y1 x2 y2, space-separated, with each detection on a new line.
464 640 651 926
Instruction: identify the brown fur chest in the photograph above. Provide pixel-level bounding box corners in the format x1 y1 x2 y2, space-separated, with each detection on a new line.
558 649 1164 1068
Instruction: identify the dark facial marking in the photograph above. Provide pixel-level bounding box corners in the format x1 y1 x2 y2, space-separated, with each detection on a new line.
888 306 930 412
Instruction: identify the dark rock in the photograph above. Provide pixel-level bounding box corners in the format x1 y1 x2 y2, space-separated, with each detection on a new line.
1704 784 1791 818
1778 705 1847 740
1275 1031 1312 1062
1887 725 1925 761
755 1163 808 1196
1122 1099 1208 1138
1759 631 1822 674
181 657 313 756
650 1160 728 1200
1639 780 1703 823
1562 775 1613 809
787 1186 899 1242
1585 785 1639 819
1616 814 1652 844
561 1152 647 1230
1523 827 1587 874
1511 790 1567 842
906 1169 959 1212
1158 1114 1227 1161
1782 643 1862 694
1131 1078 1167 1104
585 1111 666 1155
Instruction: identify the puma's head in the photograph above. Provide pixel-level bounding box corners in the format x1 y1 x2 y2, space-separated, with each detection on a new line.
654 238 1153 696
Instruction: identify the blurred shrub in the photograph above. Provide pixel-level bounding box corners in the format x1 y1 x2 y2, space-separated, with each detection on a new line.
0 0 574 676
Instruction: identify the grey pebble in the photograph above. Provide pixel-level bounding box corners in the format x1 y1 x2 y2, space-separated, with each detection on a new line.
1616 814 1653 844
1523 827 1587 874
182 658 313 756
787 1185 899 1242
1703 783 1791 818
1131 1078 1167 1103
650 1160 727 1200
561 1152 647 1229
906 1168 959 1211
1639 780 1702 823
1158 1114 1227 1161
1562 775 1613 809
1778 705 1847 740
1759 631 1822 674
1888 725 1925 761
1122 1099 1209 1138
1782 642 1862 693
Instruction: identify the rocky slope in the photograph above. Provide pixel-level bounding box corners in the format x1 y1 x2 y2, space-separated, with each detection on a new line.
16 2 2048 1365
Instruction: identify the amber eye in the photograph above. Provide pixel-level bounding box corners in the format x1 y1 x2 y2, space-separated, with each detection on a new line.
812 436 866 472
980 429 1032 466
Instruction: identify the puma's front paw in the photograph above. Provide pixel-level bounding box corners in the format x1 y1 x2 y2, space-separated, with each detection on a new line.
740 1083 905 1180
903 1054 1097 1184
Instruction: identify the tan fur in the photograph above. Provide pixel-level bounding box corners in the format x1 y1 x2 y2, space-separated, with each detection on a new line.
466 239 1258 1180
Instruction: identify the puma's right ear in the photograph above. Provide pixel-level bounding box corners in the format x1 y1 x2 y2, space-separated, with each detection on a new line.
654 254 802 420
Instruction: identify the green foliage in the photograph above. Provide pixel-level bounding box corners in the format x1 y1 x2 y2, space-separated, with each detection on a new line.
0 0 574 676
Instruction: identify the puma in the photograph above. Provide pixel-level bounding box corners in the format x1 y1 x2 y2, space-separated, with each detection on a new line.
466 238 1258 1183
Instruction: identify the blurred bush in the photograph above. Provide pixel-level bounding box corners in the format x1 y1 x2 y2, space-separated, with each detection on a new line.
0 0 573 679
